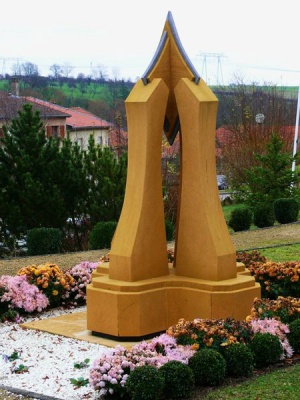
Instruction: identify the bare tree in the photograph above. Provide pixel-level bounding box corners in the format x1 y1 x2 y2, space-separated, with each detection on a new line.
21 62 39 76
61 63 73 78
11 62 22 76
50 64 63 79
216 77 296 190
91 64 108 81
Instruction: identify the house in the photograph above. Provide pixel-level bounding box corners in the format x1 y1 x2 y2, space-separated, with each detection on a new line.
0 90 70 139
0 82 125 152
25 97 115 151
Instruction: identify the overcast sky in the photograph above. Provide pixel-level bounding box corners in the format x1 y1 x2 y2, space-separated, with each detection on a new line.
2 0 300 86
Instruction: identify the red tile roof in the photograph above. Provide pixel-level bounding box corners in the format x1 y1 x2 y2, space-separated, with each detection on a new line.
0 91 70 120
25 97 113 130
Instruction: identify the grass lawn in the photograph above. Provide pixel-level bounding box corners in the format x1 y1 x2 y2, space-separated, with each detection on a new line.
202 363 300 399
260 243 300 262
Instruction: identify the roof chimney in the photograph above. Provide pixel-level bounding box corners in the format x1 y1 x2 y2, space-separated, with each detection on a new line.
11 77 19 96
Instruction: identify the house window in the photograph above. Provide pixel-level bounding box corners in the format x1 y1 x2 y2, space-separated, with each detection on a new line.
77 138 83 149
97 135 103 146
52 126 59 138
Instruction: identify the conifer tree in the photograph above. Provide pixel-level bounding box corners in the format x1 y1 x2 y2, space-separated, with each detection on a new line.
83 135 127 224
244 132 299 206
0 103 65 238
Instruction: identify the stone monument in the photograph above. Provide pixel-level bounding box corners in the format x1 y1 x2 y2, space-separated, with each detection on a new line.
87 11 260 339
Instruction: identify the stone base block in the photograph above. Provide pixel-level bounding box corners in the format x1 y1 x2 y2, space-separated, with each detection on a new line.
87 265 260 339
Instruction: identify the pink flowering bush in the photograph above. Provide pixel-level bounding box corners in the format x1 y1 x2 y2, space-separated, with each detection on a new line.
250 318 293 359
62 261 99 306
0 275 49 315
89 334 195 398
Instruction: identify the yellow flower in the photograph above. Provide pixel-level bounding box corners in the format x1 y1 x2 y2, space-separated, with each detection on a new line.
52 290 59 296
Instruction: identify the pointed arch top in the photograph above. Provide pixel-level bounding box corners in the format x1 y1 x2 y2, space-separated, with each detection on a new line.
142 11 200 86
141 11 201 144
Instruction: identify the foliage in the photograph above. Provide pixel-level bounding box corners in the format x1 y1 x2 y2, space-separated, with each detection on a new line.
69 377 89 388
236 250 267 267
253 202 275 228
88 221 117 250
159 360 195 399
17 263 74 307
222 343 254 377
83 136 127 224
62 261 99 306
0 274 49 313
73 358 90 369
228 206 252 232
287 319 300 354
247 297 300 324
165 219 175 241
218 81 296 193
250 318 293 359
125 365 164 400
247 260 300 299
248 332 283 368
89 335 195 398
188 348 226 386
27 227 62 256
274 198 300 224
0 104 67 239
166 318 253 350
244 133 299 206
0 105 128 253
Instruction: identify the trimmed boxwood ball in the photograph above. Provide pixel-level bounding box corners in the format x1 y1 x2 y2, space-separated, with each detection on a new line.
287 318 300 354
159 360 195 398
188 348 226 386
125 365 164 400
253 202 275 228
223 343 254 377
249 333 282 368
88 221 117 250
228 206 252 232
274 198 299 224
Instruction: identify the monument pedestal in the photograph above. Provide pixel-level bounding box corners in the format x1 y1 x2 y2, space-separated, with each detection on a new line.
87 264 260 339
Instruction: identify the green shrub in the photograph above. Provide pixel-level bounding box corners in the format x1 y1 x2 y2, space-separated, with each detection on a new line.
228 206 252 232
165 219 175 241
125 365 164 400
27 227 62 256
188 348 226 386
287 318 300 354
88 221 117 250
274 198 299 224
253 202 275 228
159 361 195 398
249 333 282 368
223 343 254 377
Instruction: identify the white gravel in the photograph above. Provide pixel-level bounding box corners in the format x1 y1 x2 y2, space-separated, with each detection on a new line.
0 307 110 399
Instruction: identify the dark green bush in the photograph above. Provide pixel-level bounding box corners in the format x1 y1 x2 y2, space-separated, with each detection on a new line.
253 202 275 228
125 365 164 400
159 361 195 398
88 221 117 250
287 318 300 354
274 198 299 224
223 343 254 377
228 207 252 232
188 348 226 386
27 227 62 256
165 219 175 241
249 333 282 368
